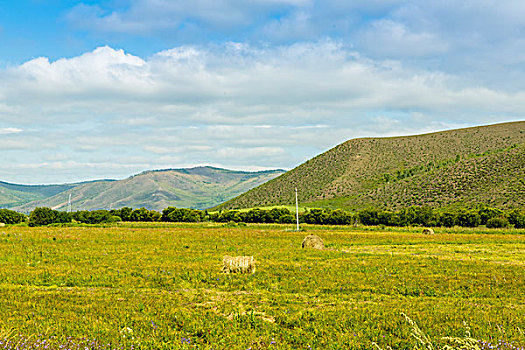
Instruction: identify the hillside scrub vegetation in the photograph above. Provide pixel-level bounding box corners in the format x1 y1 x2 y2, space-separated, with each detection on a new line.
217 121 525 211
21 205 525 229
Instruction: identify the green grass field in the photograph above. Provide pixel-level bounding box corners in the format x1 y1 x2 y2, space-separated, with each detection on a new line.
0 223 524 349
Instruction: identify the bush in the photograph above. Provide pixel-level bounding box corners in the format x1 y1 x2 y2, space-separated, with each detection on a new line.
486 216 510 228
111 207 132 221
217 210 240 223
457 210 481 227
304 209 329 225
438 212 458 227
130 208 161 222
358 208 381 226
478 206 504 225
507 209 525 228
398 206 435 226
109 215 122 223
29 207 71 227
278 214 295 224
0 209 26 225
327 209 354 225
163 207 203 222
512 215 525 229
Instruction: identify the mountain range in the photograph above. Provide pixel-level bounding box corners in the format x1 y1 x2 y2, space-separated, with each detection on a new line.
3 121 525 214
0 167 285 213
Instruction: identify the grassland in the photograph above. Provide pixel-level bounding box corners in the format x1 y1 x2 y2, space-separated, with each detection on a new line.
0 223 524 349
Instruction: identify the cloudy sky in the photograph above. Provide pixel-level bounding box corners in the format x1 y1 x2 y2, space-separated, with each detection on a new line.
1 0 524 184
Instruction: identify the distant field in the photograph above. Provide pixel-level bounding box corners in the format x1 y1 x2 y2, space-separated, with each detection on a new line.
0 223 524 349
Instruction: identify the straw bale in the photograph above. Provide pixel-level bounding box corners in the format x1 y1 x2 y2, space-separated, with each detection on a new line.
422 228 435 235
222 256 256 274
302 234 324 249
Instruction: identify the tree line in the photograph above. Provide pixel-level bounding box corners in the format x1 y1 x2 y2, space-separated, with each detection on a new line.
0 205 524 229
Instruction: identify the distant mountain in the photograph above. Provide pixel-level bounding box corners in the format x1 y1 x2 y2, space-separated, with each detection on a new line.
217 121 525 210
0 182 77 208
7 167 285 213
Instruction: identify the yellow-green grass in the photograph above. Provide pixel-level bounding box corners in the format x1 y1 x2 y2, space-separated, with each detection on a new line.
0 224 524 349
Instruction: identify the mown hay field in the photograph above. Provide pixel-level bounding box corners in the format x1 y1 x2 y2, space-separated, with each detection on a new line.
0 223 524 349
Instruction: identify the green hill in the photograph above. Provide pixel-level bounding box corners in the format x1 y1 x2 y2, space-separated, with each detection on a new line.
217 121 525 210
12 167 285 213
0 182 76 208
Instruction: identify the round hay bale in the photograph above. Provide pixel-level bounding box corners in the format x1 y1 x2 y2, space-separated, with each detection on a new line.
302 234 324 249
0 223 5 227
422 228 434 235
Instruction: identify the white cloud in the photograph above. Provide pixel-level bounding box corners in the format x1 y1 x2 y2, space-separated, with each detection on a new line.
0 41 524 183
13 46 151 99
358 19 449 57
0 127 22 134
3 41 524 123
66 0 311 36
60 0 525 91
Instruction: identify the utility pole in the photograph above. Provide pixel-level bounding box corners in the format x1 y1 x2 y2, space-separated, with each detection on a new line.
68 193 72 213
295 188 299 231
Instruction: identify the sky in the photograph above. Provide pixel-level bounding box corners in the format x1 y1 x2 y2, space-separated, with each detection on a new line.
1 0 525 184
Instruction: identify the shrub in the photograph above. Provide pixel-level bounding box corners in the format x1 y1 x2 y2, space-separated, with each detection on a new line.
438 212 458 227
268 208 292 223
358 208 382 226
278 214 295 224
217 210 240 223
163 207 203 222
129 208 161 222
0 209 26 225
29 207 71 227
304 209 329 225
457 210 481 227
109 215 122 223
486 216 510 228
327 209 354 225
71 210 120 224
507 209 525 228
111 207 132 221
478 206 504 225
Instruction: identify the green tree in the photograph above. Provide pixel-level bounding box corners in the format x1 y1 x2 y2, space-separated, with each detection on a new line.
457 209 481 227
130 208 151 222
358 208 381 226
486 216 509 228
29 207 71 227
0 209 26 225
438 212 458 227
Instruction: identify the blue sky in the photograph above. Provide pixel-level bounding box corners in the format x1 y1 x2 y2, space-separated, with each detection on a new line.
1 0 525 184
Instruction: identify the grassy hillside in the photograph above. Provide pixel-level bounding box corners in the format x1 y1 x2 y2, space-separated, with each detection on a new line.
0 182 76 208
218 121 525 210
13 167 285 212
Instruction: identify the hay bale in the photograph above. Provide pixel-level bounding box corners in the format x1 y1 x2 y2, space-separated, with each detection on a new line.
222 256 256 274
0 223 5 227
302 234 324 249
422 228 435 235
